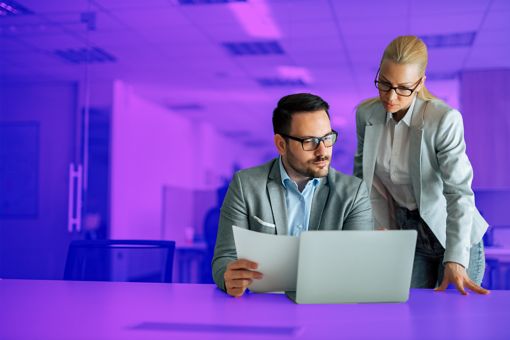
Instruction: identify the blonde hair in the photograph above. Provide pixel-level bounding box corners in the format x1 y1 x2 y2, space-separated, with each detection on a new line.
358 35 435 108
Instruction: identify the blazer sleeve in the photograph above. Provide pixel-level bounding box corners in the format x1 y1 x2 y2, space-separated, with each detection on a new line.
211 172 248 290
342 179 374 230
353 107 365 179
435 109 475 268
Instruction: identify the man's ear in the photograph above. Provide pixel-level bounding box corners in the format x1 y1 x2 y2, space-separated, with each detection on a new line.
274 134 286 156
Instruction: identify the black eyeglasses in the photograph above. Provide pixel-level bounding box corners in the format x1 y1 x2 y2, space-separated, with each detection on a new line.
280 130 338 151
374 69 422 97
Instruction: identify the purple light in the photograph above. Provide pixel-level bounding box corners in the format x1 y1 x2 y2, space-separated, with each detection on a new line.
229 1 281 38
0 1 32 16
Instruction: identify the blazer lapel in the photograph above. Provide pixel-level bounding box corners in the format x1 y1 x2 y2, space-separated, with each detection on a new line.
267 160 288 235
309 176 330 230
409 98 426 210
363 104 386 194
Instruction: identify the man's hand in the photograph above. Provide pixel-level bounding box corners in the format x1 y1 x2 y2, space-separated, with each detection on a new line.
224 259 263 297
435 262 490 295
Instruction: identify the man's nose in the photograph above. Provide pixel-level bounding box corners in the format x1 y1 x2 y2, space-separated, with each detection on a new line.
314 140 328 154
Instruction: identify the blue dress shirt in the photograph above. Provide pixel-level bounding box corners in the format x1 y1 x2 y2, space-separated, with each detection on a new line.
279 157 320 236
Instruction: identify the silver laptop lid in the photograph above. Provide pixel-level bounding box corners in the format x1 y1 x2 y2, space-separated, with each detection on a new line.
293 230 417 304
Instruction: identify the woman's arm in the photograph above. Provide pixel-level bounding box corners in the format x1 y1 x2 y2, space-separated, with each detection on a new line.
435 109 475 269
353 107 365 179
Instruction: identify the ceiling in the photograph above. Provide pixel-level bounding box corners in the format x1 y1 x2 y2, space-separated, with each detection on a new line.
1 0 509 150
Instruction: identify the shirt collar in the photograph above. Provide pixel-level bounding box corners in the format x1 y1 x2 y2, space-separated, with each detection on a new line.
385 95 417 127
279 157 320 189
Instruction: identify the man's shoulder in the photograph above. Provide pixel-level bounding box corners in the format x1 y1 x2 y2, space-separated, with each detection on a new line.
236 158 276 178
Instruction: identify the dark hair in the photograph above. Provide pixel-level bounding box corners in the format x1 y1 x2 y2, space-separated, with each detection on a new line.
272 93 330 135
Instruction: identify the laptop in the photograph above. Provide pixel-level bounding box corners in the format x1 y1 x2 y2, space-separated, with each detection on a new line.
286 230 417 304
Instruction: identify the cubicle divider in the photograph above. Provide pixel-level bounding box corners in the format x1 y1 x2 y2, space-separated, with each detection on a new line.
475 189 510 289
161 186 216 283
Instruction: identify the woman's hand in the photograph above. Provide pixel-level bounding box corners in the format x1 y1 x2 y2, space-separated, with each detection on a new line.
435 262 490 295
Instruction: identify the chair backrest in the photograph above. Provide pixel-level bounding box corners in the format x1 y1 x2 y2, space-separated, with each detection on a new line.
64 240 175 283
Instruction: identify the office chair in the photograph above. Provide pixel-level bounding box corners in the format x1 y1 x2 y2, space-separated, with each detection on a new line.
64 240 175 283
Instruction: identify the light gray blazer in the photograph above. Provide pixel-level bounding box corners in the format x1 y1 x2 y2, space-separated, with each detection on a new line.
354 97 488 268
212 158 373 290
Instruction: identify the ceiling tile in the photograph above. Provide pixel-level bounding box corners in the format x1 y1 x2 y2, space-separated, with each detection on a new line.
410 12 483 35
465 44 510 68
330 0 409 19
475 29 510 46
491 0 510 10
178 4 240 25
95 0 171 10
137 26 209 44
481 10 510 31
0 37 33 52
15 0 92 13
410 0 489 14
112 7 191 28
427 47 469 71
340 18 407 41
270 0 333 22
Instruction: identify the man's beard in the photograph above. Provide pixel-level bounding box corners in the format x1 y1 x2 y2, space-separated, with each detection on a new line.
287 154 330 179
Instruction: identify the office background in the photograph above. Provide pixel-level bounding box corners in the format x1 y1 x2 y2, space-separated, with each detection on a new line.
0 0 509 287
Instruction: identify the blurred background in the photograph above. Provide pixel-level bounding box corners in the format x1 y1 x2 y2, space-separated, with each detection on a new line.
1 0 509 288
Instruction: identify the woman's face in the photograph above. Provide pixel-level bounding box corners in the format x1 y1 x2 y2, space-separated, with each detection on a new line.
377 60 424 114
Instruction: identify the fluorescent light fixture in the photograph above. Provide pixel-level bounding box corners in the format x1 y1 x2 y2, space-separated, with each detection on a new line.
80 11 96 31
256 77 307 87
223 41 285 56
54 47 116 64
228 0 281 39
277 66 313 83
420 32 476 48
0 0 32 16
178 0 246 4
166 103 204 111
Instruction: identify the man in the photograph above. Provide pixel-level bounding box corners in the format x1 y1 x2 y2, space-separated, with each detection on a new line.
212 93 373 297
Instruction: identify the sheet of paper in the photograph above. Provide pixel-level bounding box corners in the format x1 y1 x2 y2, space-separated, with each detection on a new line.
233 226 299 293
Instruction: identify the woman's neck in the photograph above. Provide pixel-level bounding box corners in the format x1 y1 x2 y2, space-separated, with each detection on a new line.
392 109 407 122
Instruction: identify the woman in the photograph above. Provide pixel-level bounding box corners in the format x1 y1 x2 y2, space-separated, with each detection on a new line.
354 36 489 295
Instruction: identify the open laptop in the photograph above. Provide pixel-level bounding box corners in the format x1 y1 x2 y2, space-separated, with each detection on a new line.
286 230 417 304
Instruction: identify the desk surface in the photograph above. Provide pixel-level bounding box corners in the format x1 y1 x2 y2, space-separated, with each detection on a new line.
1 279 509 340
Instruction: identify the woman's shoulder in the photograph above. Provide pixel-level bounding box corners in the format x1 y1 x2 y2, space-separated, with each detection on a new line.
356 97 382 116
424 98 455 114
422 98 462 126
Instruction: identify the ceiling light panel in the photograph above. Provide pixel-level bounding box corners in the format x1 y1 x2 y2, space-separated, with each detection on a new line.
222 41 285 56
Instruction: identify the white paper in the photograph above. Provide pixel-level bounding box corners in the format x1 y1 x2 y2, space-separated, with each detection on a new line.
233 225 299 293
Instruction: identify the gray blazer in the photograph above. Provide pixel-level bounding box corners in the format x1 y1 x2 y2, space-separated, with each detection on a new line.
212 158 373 290
354 97 488 268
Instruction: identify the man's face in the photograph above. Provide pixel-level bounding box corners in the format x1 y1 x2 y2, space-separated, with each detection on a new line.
277 110 333 179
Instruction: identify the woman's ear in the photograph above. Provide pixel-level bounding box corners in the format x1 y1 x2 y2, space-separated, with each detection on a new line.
418 75 426 92
274 134 286 156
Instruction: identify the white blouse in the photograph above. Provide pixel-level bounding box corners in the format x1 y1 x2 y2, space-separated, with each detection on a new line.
373 97 418 211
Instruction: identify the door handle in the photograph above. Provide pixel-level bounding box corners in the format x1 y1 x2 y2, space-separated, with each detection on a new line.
67 163 83 232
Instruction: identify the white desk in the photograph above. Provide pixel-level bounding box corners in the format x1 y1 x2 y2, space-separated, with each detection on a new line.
1 279 510 340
